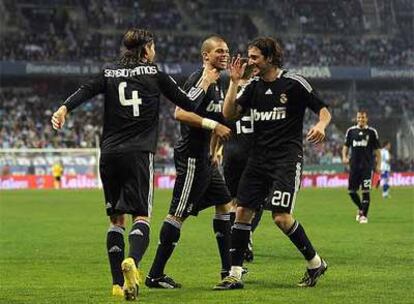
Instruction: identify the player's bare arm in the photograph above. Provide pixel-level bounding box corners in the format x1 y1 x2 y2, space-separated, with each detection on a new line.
174 107 231 141
306 107 331 144
223 56 247 120
342 146 350 164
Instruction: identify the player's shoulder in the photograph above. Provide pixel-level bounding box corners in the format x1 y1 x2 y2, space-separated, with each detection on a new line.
346 125 358 134
185 68 204 85
282 70 313 93
367 126 379 137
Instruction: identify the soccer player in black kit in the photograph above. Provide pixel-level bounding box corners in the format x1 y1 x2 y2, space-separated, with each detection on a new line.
145 36 234 289
51 28 218 301
214 37 331 290
342 110 381 224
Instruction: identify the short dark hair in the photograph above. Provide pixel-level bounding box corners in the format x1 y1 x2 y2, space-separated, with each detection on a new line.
382 140 390 147
248 37 284 67
201 35 227 54
120 28 154 66
357 110 368 115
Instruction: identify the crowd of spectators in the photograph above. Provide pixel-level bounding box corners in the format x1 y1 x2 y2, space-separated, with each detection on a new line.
1 0 412 66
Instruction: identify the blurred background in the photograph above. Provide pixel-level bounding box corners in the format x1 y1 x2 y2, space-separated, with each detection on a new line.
0 0 413 189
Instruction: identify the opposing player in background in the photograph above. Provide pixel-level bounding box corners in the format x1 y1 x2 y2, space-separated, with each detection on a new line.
379 140 391 198
342 110 381 224
51 28 218 301
215 37 331 290
145 35 234 289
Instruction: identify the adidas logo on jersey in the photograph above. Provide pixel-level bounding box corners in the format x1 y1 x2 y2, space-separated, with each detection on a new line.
265 88 273 95
253 107 286 121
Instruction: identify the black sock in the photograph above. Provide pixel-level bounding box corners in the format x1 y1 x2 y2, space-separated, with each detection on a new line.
286 221 316 261
128 220 150 267
361 192 370 217
149 219 181 278
213 213 231 272
229 212 236 227
231 222 251 266
251 206 264 233
106 226 125 286
349 191 362 210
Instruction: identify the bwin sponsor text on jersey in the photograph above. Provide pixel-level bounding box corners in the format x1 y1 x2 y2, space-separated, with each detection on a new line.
252 107 286 121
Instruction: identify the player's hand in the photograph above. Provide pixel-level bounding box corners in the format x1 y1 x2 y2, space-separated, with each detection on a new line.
342 157 349 165
306 123 325 144
375 165 381 173
213 124 231 141
51 105 68 130
202 67 220 85
229 55 247 82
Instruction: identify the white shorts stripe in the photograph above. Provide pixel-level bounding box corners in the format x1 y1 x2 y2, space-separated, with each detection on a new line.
147 153 154 217
290 162 302 214
175 158 196 217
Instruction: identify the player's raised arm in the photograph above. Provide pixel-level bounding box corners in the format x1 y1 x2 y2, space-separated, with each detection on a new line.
158 68 219 112
223 56 247 120
306 107 331 144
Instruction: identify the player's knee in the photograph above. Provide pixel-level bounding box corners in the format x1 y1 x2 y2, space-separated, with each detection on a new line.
215 202 231 214
132 215 150 225
273 213 294 232
166 214 185 224
109 214 126 227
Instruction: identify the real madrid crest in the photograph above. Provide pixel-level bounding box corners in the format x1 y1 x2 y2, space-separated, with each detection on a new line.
280 93 288 104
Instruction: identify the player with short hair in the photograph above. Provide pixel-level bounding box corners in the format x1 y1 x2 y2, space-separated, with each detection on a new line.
342 111 381 224
51 28 218 301
145 35 234 289
214 37 331 290
379 140 391 198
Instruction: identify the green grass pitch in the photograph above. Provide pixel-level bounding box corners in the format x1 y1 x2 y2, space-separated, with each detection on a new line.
1 187 413 303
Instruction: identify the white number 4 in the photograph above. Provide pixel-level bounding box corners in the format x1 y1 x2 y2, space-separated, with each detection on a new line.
118 82 142 117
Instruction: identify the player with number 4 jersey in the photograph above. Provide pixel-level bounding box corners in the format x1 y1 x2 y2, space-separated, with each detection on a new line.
51 28 218 301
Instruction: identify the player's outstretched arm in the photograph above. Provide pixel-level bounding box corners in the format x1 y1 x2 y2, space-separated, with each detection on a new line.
375 149 381 173
174 107 231 141
223 56 246 120
306 107 331 144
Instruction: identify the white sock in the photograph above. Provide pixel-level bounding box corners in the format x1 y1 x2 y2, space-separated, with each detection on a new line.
307 253 322 269
229 266 243 280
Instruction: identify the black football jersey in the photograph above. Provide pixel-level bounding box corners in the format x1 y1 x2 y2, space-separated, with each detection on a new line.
223 109 254 161
174 68 226 159
344 125 380 169
236 70 327 162
63 62 205 154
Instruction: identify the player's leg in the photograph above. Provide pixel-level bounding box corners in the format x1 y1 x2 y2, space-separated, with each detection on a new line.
271 161 327 287
100 153 125 297
245 204 264 262
146 214 185 288
359 170 373 223
114 152 154 300
348 169 363 220
214 162 266 290
146 156 204 288
382 171 390 198
107 215 126 297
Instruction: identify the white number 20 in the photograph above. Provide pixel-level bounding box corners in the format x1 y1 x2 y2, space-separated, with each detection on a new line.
118 82 142 117
271 190 291 207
